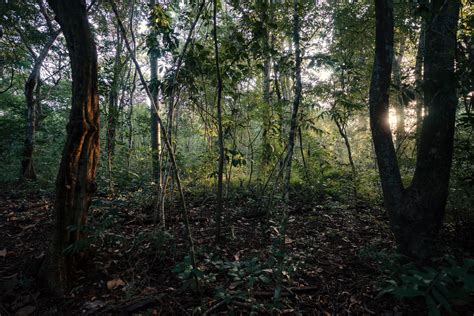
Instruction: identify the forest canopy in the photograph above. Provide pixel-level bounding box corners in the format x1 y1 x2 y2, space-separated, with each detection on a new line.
0 0 473 314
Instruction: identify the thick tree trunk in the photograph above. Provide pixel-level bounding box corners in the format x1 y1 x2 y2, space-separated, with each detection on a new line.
369 0 459 260
403 0 460 257
21 30 60 180
41 0 100 292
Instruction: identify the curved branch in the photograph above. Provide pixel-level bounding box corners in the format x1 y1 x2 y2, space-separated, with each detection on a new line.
0 68 14 94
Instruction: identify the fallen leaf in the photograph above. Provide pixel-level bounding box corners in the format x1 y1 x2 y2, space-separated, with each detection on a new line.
20 224 35 230
106 278 125 290
83 299 105 310
15 305 36 316
0 248 7 257
141 286 157 295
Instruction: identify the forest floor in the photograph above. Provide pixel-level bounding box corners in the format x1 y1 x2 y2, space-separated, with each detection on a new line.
0 184 473 315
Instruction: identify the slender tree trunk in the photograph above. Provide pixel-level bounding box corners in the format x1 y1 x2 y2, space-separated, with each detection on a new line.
107 28 123 160
149 0 164 226
283 0 302 203
275 0 302 302
150 0 162 185
414 21 426 145
298 126 308 180
260 0 272 168
334 116 357 196
159 0 205 225
21 30 60 180
392 36 406 151
106 27 124 194
112 1 197 271
126 68 137 172
213 0 225 242
40 0 99 292
369 0 459 260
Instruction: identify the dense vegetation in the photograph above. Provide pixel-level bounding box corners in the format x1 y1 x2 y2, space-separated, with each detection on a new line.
0 0 472 314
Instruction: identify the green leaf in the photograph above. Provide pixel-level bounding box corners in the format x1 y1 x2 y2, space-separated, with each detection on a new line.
259 275 271 284
463 275 474 291
192 268 205 279
432 288 452 313
392 287 423 298
426 295 441 316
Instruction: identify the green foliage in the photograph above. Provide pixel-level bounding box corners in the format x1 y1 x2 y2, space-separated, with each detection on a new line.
172 255 212 292
63 208 122 255
361 248 474 316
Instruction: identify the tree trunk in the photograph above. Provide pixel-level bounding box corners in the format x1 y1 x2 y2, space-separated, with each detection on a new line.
283 0 302 201
40 0 99 292
149 0 164 226
275 0 302 302
107 29 123 159
111 0 197 271
369 0 459 260
213 0 225 242
414 21 426 145
392 36 406 151
334 116 357 197
149 0 162 185
21 30 60 180
106 28 125 195
260 0 272 168
126 68 137 172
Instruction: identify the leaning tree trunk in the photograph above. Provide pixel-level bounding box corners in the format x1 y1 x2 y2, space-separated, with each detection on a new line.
369 0 459 261
21 30 60 180
40 0 100 292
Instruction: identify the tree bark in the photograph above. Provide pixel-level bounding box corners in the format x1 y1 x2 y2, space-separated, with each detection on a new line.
20 30 60 180
392 35 406 151
275 0 302 302
149 0 162 187
334 115 357 196
149 0 165 225
414 21 426 146
111 0 197 271
283 0 302 202
106 26 124 162
260 0 272 168
40 0 100 292
369 0 459 260
213 0 225 242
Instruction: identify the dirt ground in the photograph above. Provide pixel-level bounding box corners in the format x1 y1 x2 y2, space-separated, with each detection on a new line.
1 186 472 315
